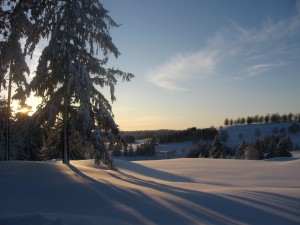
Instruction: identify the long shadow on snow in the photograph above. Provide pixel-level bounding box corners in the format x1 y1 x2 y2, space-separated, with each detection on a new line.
114 159 193 183
67 162 300 225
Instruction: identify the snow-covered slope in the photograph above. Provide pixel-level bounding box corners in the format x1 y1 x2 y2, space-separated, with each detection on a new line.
223 122 300 147
1 153 300 225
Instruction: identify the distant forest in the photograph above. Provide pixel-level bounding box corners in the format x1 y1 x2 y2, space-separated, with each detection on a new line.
123 127 218 144
224 113 300 126
123 113 300 144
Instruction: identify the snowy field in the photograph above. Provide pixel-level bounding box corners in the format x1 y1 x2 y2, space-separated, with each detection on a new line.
1 152 300 225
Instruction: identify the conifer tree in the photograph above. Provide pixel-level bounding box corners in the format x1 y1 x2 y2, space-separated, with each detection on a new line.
244 140 264 160
0 0 31 160
275 137 292 157
128 144 134 157
235 141 247 159
209 135 226 158
27 0 133 167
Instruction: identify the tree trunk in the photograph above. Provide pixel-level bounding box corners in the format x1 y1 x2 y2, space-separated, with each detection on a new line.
63 97 69 164
5 70 12 161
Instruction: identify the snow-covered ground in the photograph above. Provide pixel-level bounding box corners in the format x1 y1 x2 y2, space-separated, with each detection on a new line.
1 152 300 225
223 122 300 147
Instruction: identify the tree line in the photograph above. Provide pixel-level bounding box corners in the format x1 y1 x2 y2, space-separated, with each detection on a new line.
186 134 295 160
123 127 218 144
156 127 218 144
224 113 300 126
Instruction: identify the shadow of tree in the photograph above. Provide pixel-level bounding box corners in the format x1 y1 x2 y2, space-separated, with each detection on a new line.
113 159 193 183
67 162 300 225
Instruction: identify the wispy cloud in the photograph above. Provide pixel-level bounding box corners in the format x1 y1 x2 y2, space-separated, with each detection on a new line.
240 62 287 80
147 1 300 90
146 50 218 91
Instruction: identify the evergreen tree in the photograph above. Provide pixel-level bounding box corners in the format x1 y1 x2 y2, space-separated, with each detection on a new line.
128 144 134 157
288 113 294 122
197 143 211 158
235 141 247 159
264 114 270 123
224 118 229 126
275 137 292 157
244 140 264 160
27 0 133 168
13 108 43 160
0 0 31 160
263 135 277 159
0 97 7 159
209 135 225 158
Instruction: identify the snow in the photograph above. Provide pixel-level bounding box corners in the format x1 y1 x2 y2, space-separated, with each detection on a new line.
1 153 300 225
223 122 300 147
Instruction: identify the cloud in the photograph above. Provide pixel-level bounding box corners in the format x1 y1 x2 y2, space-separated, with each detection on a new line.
146 50 218 91
241 62 287 79
147 1 300 90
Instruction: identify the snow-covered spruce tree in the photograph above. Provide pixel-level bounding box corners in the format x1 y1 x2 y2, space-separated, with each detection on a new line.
209 135 226 159
234 141 247 159
263 135 277 159
27 1 133 167
0 0 31 160
275 136 292 157
244 140 264 160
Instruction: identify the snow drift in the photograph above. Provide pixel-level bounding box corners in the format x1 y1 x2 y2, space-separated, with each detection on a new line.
1 152 300 225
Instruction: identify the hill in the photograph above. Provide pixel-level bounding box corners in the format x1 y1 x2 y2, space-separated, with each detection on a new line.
1 153 300 225
223 122 300 148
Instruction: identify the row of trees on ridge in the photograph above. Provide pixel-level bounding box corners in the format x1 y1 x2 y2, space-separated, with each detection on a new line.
224 113 300 126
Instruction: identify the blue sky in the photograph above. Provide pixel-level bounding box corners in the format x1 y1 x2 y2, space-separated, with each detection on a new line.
17 0 298 131
97 0 300 131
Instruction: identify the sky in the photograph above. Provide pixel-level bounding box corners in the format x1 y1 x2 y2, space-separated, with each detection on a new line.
7 0 300 131
95 0 300 131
